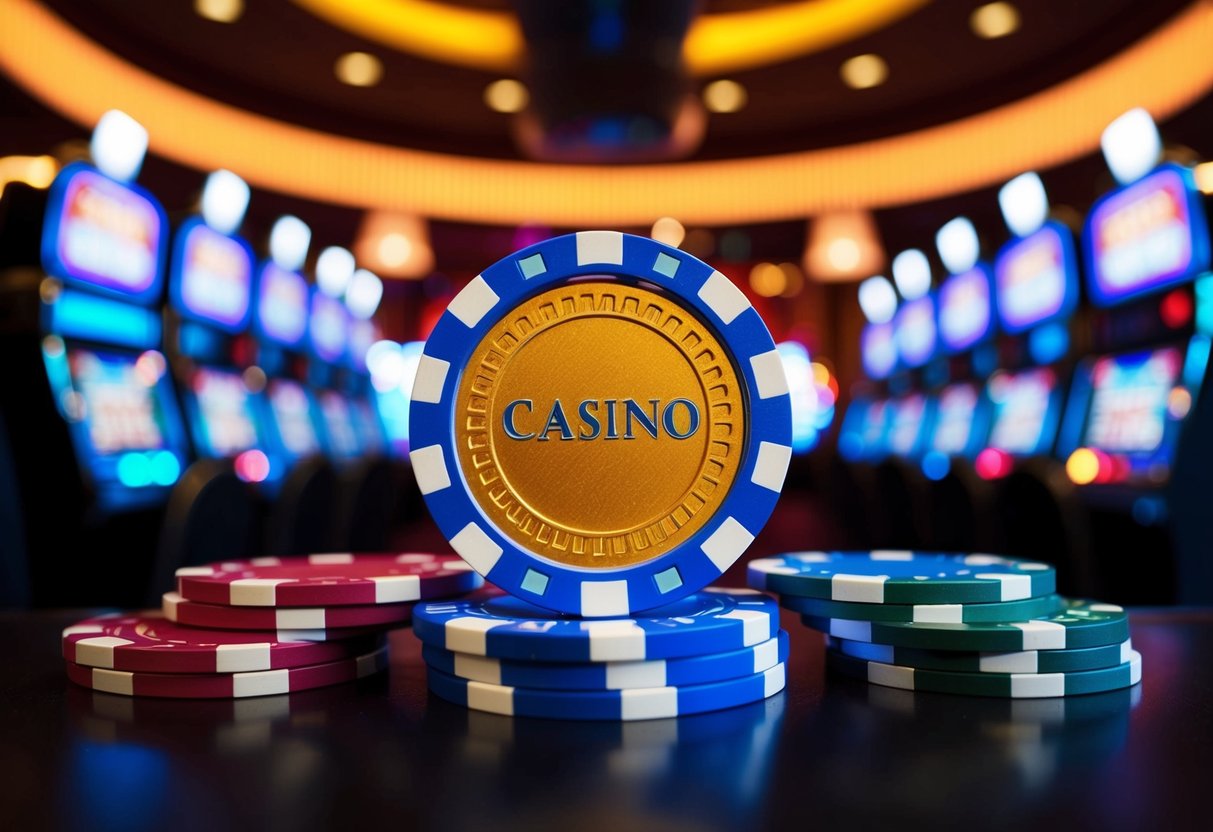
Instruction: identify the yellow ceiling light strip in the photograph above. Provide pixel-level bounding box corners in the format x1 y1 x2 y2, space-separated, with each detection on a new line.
291 0 930 77
292 0 521 73
684 0 930 76
2 0 1212 226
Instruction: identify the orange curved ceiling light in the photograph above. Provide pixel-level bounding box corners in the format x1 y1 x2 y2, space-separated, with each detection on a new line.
2 0 1212 226
289 0 932 77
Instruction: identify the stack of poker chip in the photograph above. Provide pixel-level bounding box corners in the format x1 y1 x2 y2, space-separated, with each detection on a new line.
405 232 795 720
748 551 1141 699
62 552 483 699
413 588 787 721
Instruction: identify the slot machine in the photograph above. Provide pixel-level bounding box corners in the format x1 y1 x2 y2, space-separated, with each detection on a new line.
917 218 999 551
250 217 338 554
1054 110 1213 602
0 112 214 604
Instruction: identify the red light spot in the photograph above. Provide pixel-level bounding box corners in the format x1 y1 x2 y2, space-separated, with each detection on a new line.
1160 289 1193 329
234 449 270 483
974 448 1013 480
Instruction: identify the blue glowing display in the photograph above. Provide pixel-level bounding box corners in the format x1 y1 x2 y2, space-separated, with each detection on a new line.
169 217 254 333
1083 164 1211 307
929 383 989 459
41 163 167 305
309 290 348 364
994 221 1079 333
861 322 897 380
254 263 309 347
986 367 1062 456
937 266 994 353
894 296 937 369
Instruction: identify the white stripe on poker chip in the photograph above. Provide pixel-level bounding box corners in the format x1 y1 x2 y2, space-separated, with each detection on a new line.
912 604 963 624
575 230 624 265
73 636 134 669
1090 603 1125 613
91 668 134 696
309 553 355 564
371 575 422 604
412 354 450 405
175 567 214 578
275 609 326 630
467 679 515 715
1129 651 1142 684
605 660 667 689
832 573 888 603
445 617 509 654
870 550 914 561
700 517 754 572
454 653 504 686
750 349 789 400
720 609 772 646
751 441 792 493
830 618 872 642
974 573 1032 601
1012 620 1067 650
979 651 1039 674
697 270 751 325
449 522 503 574
585 620 647 661
1120 640 1133 663
162 592 181 620
232 669 290 698
867 662 914 691
215 643 273 674
447 275 499 328
581 580 629 618
620 686 679 720
230 579 288 606
1010 672 1065 698
410 445 451 495
763 662 786 697
276 629 325 642
62 625 105 637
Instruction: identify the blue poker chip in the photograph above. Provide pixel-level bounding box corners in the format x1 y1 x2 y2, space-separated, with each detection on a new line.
748 551 1057 604
412 588 779 662
422 629 789 691
409 231 792 616
426 662 787 721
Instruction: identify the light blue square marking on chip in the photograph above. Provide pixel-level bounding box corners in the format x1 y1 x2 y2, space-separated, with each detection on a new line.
653 252 680 278
521 569 550 595
518 253 547 279
655 567 683 594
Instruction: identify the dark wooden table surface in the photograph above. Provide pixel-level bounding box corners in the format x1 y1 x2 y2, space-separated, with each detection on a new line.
1 608 1208 832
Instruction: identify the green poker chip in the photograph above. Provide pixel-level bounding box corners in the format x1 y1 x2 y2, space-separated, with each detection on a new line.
801 598 1130 652
779 593 1064 624
826 636 1134 674
748 551 1056 604
826 647 1142 698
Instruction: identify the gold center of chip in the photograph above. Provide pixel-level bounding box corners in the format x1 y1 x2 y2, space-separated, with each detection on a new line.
454 280 745 569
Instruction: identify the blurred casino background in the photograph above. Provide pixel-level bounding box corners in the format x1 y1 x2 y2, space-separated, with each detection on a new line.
1 0 1212 608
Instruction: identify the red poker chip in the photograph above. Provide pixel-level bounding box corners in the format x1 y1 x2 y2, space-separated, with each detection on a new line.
162 592 415 631
65 645 389 699
62 612 384 674
175 553 482 607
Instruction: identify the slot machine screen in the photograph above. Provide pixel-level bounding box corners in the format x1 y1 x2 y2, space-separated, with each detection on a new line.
191 367 262 458
1084 164 1211 306
256 264 309 347
310 293 348 364
938 267 993 353
352 400 386 456
861 322 897 380
41 164 166 304
887 394 929 458
994 222 1079 333
895 296 937 369
1077 347 1185 478
54 346 186 507
267 379 321 459
930 383 982 457
987 367 1061 456
838 398 888 462
320 391 361 459
171 219 254 333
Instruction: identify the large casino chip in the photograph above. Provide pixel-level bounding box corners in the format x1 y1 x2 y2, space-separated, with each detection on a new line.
409 231 793 616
